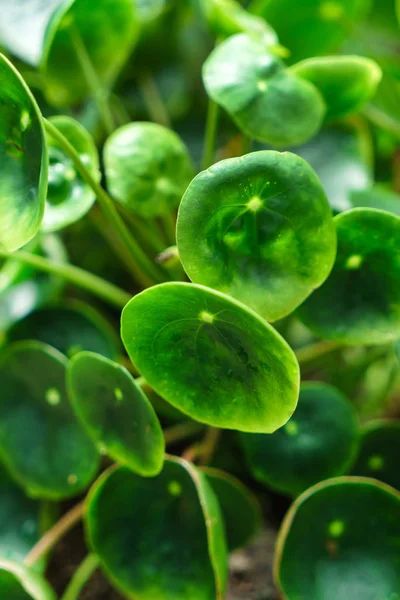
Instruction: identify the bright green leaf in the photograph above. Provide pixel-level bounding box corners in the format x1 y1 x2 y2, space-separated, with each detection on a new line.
298 208 400 345
121 282 300 433
0 559 56 600
86 458 228 599
274 477 400 599
177 151 336 322
68 352 165 476
202 34 325 146
0 54 48 252
0 341 99 499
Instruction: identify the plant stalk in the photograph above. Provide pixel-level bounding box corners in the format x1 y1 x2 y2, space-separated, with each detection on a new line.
61 554 100 600
202 99 219 170
138 71 171 128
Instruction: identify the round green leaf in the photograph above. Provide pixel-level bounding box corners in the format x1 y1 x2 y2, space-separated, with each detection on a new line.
291 55 381 121
6 301 119 359
68 352 165 476
0 559 56 600
86 458 228 599
203 467 262 551
0 341 99 499
103 122 193 218
41 0 138 107
202 34 325 146
250 0 372 64
298 208 400 345
121 282 300 433
352 420 400 490
177 151 336 322
42 116 99 232
240 382 359 497
0 54 48 252
274 477 400 600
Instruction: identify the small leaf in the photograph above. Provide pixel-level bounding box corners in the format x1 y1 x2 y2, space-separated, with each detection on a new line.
291 55 382 121
6 301 119 359
103 122 193 218
42 116 100 232
240 383 359 496
0 54 48 252
274 477 400 599
298 208 400 345
68 352 165 476
0 558 56 600
177 151 336 322
351 420 400 490
0 341 99 499
203 467 262 551
41 0 139 107
202 33 325 146
121 282 299 433
86 458 228 599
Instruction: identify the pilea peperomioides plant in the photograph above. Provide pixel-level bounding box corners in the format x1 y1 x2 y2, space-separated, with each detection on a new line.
0 1 399 599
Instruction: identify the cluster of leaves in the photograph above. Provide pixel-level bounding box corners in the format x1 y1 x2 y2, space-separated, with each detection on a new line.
0 0 400 599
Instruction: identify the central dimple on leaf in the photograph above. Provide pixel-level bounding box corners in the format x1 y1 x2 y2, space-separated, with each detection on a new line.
200 311 214 324
247 196 263 212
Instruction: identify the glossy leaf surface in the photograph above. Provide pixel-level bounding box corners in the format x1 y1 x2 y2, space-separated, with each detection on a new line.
0 559 56 600
121 282 300 433
42 116 99 232
68 352 165 476
292 56 381 121
86 458 228 599
352 420 400 490
0 342 99 499
104 122 193 218
203 467 262 551
177 151 336 322
6 302 119 359
241 383 359 496
41 0 138 106
275 477 400 599
298 208 400 345
251 0 372 64
0 54 48 252
202 34 325 146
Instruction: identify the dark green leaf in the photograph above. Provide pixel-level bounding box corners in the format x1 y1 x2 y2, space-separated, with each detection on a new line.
121 282 300 433
298 208 400 345
202 34 325 146
0 341 99 499
274 477 400 599
86 458 228 599
0 54 48 252
240 383 359 496
177 151 336 321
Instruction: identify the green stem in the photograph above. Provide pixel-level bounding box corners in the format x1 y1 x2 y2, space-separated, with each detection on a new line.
295 341 341 368
138 71 171 128
202 99 219 170
44 119 164 287
160 211 177 246
164 421 205 445
68 23 115 135
61 554 100 600
0 250 130 309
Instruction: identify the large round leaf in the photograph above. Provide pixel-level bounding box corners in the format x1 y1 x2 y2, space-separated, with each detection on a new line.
86 458 228 599
42 116 99 232
6 301 119 359
0 54 48 252
0 559 56 600
0 342 99 499
203 467 262 551
177 151 336 322
202 34 325 146
274 477 400 599
298 208 400 345
291 56 381 121
103 122 193 218
121 282 300 433
41 0 138 107
240 383 359 496
68 352 165 476
352 420 400 490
